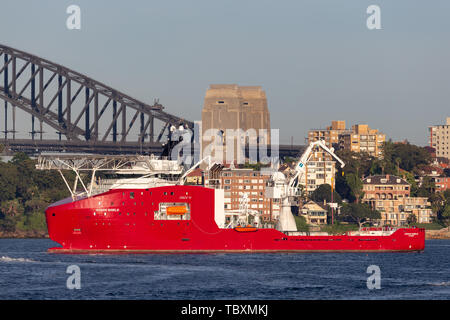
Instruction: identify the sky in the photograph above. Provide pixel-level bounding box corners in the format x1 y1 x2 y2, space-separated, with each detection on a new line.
1 0 449 146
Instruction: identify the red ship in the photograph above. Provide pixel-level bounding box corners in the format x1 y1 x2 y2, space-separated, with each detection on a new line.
39 154 425 253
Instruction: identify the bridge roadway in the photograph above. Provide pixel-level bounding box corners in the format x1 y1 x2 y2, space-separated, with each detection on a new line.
0 138 305 158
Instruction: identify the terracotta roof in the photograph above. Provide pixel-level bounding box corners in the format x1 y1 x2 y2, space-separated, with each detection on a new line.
186 168 203 177
362 175 409 185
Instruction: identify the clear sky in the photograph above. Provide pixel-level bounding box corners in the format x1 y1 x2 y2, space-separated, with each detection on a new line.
1 0 449 145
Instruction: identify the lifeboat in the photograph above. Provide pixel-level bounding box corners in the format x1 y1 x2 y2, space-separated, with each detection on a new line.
166 206 188 216
234 225 258 232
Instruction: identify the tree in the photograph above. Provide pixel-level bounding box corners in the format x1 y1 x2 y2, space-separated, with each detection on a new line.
294 215 309 232
382 140 431 173
416 176 435 198
441 205 450 226
0 162 19 201
340 203 381 228
406 213 417 225
310 184 342 204
444 168 450 177
345 173 364 203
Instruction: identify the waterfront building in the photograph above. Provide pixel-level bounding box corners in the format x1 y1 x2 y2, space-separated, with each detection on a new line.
362 174 433 226
301 200 328 225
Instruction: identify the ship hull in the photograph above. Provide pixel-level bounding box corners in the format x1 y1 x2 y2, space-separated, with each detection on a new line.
45 185 425 253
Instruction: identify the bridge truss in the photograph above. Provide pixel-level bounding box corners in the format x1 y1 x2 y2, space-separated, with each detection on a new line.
0 44 193 155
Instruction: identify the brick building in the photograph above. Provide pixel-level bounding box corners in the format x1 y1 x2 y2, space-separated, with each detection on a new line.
434 176 450 192
205 164 280 223
362 174 433 226
362 174 410 200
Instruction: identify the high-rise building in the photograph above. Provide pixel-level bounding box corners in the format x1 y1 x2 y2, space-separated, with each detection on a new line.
339 124 385 158
308 120 348 149
201 84 271 163
429 117 450 161
306 120 347 192
300 160 337 195
308 121 386 158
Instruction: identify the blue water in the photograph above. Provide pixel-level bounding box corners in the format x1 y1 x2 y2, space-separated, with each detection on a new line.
0 239 449 300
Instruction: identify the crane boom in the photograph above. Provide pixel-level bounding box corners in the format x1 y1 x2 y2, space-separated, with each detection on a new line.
289 140 345 188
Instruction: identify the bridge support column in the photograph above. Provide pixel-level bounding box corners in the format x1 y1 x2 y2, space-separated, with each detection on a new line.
85 87 90 141
31 63 36 140
3 53 7 140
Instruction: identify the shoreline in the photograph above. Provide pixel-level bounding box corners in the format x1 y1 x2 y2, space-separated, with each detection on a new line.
425 226 450 240
0 230 49 239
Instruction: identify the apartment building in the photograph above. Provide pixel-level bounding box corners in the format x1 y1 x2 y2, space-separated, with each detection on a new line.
206 165 280 223
429 117 450 161
434 176 450 192
308 120 385 162
308 120 348 149
339 124 385 158
300 160 336 195
362 174 433 226
362 174 410 200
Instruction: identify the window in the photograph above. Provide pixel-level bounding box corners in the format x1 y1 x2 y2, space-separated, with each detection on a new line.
130 192 135 199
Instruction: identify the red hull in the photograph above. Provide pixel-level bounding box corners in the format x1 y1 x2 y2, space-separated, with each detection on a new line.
45 185 425 253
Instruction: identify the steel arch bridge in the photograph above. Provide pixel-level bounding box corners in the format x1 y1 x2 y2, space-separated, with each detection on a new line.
0 44 194 155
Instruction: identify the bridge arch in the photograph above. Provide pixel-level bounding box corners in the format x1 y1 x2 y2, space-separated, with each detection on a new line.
0 44 193 154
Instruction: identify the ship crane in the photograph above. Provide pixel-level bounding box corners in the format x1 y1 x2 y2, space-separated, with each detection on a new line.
266 139 345 233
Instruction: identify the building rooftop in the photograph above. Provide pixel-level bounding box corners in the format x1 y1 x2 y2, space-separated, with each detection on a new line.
362 174 409 185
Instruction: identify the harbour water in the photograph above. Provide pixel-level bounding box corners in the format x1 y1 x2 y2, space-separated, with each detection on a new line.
0 239 449 300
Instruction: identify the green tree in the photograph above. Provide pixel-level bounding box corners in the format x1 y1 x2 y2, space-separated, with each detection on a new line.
310 184 342 204
294 214 309 232
382 140 432 173
345 173 364 203
406 213 417 225
416 176 435 198
441 205 450 226
340 203 381 228
0 199 24 217
0 162 19 201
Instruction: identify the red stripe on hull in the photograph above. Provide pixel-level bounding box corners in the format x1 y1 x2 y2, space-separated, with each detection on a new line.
45 185 425 253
